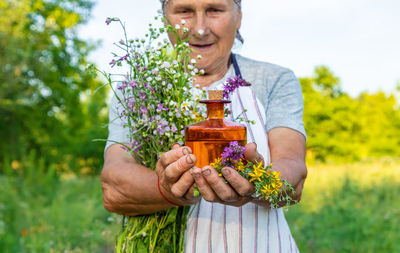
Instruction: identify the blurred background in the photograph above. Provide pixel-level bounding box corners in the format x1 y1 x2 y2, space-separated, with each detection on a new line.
0 0 399 252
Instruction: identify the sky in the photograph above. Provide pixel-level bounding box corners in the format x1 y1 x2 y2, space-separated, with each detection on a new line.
78 0 400 97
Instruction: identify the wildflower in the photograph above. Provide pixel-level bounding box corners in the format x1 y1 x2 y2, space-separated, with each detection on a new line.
129 80 138 87
198 29 204 35
109 59 117 67
175 24 180 29
171 123 178 133
233 159 245 172
248 168 264 182
191 58 196 64
197 54 202 60
199 69 205 75
118 82 127 90
160 61 171 68
105 17 112 25
223 75 251 98
157 103 164 112
118 54 129 62
221 141 245 162
210 157 222 168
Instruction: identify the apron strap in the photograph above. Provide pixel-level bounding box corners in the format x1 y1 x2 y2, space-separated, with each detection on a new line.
231 53 242 78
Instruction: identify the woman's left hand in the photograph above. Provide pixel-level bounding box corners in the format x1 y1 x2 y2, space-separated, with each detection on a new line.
189 143 261 207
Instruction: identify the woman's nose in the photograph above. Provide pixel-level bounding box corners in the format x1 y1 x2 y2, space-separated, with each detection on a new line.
191 12 209 38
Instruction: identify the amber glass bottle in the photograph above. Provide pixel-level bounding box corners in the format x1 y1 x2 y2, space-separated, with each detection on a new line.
185 90 247 168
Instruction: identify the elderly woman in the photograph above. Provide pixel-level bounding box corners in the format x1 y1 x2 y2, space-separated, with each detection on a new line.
101 0 307 252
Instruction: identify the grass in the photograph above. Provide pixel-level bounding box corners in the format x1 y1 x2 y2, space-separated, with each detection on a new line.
1 157 399 252
0 156 120 253
285 158 400 252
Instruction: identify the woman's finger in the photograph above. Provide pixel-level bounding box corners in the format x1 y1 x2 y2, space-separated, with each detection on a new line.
158 146 193 169
201 166 240 202
243 142 265 166
170 171 195 198
164 153 196 183
190 166 222 203
221 167 255 197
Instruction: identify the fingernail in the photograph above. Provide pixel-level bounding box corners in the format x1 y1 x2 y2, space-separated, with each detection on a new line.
202 169 211 176
182 147 192 155
222 167 231 176
186 154 194 164
172 143 181 149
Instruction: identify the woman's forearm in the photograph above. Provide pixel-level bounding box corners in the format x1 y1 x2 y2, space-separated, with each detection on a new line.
101 161 175 216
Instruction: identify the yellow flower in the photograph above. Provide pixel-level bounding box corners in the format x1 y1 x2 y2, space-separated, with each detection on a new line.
234 159 245 172
210 157 222 168
248 162 267 182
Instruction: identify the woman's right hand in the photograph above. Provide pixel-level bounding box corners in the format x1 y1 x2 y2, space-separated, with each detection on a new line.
156 144 200 206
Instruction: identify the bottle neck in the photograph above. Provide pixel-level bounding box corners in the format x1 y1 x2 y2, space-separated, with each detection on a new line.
206 103 224 119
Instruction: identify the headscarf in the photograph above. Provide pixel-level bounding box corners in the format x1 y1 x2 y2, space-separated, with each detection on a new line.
159 0 244 43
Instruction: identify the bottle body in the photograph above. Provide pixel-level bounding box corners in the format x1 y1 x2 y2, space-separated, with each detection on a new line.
185 108 246 168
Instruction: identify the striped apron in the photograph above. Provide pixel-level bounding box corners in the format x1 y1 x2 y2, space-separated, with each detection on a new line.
184 54 300 253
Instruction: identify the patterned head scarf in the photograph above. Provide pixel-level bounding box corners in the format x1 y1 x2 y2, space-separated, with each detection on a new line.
160 0 244 43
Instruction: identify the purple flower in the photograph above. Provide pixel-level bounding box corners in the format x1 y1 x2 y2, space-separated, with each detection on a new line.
118 54 129 63
129 80 138 87
117 81 127 90
157 103 164 112
223 76 250 98
127 97 135 109
140 105 148 115
105 18 112 25
109 59 117 67
140 92 146 100
221 141 245 164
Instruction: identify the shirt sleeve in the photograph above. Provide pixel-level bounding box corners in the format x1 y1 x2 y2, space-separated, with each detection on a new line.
265 69 307 139
104 92 130 153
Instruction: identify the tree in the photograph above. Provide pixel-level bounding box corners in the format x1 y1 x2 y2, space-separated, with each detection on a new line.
301 66 400 163
0 0 107 173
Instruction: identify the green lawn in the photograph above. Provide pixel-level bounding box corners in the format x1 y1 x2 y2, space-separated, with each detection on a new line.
0 161 120 253
1 158 399 252
286 159 400 252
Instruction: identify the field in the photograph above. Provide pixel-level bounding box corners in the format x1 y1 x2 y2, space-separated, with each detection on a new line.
286 158 400 252
1 158 399 252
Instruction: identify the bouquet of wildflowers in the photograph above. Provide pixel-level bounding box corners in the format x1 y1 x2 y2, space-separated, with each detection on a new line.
97 16 206 253
210 141 296 208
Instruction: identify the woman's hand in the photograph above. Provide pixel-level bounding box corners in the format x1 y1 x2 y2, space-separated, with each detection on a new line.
101 143 199 216
190 129 307 209
189 143 261 207
156 144 200 206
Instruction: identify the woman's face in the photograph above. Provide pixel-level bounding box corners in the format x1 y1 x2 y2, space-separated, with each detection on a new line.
165 0 242 73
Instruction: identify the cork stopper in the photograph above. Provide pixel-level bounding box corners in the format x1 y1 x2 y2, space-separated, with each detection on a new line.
208 90 223 100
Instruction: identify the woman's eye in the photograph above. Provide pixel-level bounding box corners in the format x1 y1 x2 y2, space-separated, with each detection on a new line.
178 9 191 14
209 8 222 13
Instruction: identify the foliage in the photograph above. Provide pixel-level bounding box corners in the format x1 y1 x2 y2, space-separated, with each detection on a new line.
0 0 108 174
301 66 400 163
0 154 120 252
285 159 400 252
